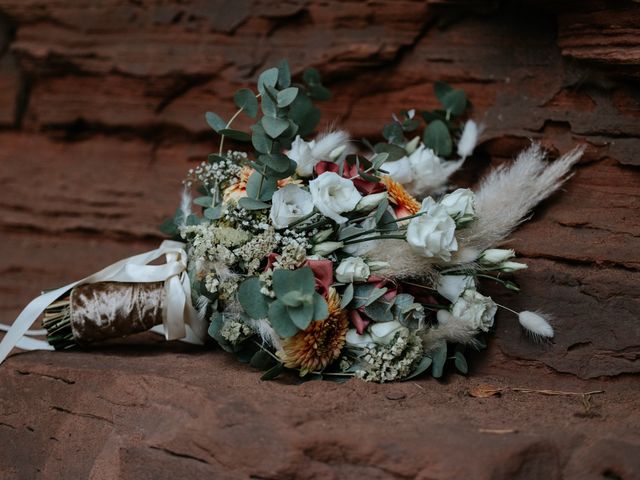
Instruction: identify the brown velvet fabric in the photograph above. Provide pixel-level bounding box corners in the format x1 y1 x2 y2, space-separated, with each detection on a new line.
70 282 165 344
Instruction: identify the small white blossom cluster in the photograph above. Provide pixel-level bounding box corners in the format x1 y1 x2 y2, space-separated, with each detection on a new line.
353 330 423 383
222 205 270 234
181 225 249 265
185 150 245 189
220 317 254 345
258 241 308 297
235 227 279 275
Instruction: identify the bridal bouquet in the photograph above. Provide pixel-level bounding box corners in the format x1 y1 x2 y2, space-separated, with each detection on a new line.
0 62 583 383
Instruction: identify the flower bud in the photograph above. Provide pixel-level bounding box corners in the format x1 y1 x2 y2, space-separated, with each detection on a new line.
312 241 343 257
479 248 515 265
498 261 528 272
312 228 334 243
355 192 388 212
367 260 389 271
335 256 370 283
405 135 420 154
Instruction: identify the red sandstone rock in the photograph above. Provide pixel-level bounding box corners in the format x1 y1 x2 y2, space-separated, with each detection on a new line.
0 0 639 478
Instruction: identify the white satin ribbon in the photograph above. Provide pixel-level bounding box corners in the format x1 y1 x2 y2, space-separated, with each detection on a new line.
0 240 206 365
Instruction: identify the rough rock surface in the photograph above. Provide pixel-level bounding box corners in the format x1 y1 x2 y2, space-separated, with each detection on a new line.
0 1 639 478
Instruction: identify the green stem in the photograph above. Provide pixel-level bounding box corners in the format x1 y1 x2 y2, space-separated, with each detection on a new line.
218 107 245 156
343 234 406 245
381 211 426 225
287 211 317 228
299 218 331 232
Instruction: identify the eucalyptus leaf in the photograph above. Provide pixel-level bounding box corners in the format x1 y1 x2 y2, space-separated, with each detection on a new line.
204 205 223 220
251 124 273 154
261 153 291 173
193 196 213 207
219 128 251 142
434 81 453 103
382 123 405 145
250 350 277 370
261 363 284 381
261 93 277 117
233 88 258 118
246 171 277 201
441 89 467 117
237 277 270 319
277 87 299 108
454 351 468 374
341 283 354 309
272 267 315 298
238 197 270 210
375 199 389 224
404 356 433 380
205 111 226 132
431 341 448 379
312 293 329 321
258 67 279 93
287 302 314 330
423 120 452 157
303 67 321 86
288 94 321 136
269 300 299 338
262 116 290 138
374 143 407 162
277 59 291 88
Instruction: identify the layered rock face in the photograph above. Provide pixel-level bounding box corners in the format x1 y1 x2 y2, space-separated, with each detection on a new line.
0 1 638 479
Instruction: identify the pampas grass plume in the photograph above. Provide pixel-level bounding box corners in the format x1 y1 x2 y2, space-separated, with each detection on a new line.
518 311 554 340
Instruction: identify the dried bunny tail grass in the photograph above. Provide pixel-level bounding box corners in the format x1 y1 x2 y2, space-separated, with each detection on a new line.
457 143 585 255
311 130 350 159
518 310 554 342
177 185 192 228
195 295 211 323
420 311 480 351
364 239 438 281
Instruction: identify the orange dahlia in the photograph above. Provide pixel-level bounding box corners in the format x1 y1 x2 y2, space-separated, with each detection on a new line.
278 288 349 374
223 166 301 203
381 175 421 218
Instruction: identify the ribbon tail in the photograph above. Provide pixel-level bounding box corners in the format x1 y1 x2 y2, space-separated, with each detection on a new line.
0 285 74 364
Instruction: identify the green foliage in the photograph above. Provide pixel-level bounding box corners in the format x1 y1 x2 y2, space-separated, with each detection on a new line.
233 88 258 118
423 119 453 157
430 341 448 379
267 267 329 338
237 277 270 319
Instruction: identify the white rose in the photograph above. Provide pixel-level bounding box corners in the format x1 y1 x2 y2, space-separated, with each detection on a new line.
335 256 370 283
440 188 476 220
269 184 313 229
309 172 362 224
436 274 475 302
450 289 497 332
457 120 479 159
479 248 515 264
288 131 350 177
406 197 458 261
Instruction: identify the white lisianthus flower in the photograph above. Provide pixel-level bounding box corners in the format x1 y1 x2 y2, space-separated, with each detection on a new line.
382 156 413 184
269 184 313 229
355 192 388 212
345 329 374 348
309 172 362 224
406 197 458 261
440 188 476 220
450 290 497 332
369 321 407 345
457 120 480 159
479 248 515 264
383 144 465 196
335 256 370 283
436 274 475 302
497 261 528 272
288 131 350 177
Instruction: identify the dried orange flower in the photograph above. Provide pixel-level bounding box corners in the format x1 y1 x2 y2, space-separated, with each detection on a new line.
278 288 349 374
381 175 421 218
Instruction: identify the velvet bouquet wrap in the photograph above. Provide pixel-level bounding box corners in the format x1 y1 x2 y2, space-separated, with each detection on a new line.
0 62 583 383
